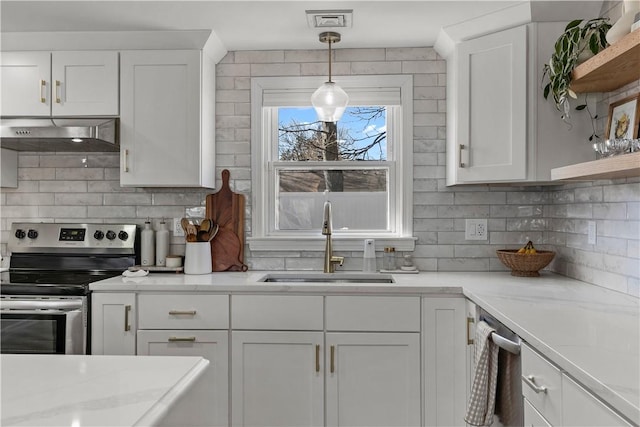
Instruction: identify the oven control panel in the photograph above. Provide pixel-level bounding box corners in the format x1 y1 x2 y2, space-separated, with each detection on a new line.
9 223 137 253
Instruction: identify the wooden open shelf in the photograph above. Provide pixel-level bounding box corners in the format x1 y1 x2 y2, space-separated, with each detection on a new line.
571 29 640 93
551 152 640 181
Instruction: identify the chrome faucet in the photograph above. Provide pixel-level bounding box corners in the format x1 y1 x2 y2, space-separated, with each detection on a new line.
322 201 344 273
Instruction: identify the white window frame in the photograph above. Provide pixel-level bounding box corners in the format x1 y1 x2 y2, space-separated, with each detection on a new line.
249 75 415 251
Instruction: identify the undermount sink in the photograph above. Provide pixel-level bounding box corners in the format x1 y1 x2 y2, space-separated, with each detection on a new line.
259 273 395 284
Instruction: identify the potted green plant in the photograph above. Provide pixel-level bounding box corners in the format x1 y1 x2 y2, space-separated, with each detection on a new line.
542 18 611 140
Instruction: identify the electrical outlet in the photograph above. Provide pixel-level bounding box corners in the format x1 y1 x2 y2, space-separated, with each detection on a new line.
173 217 185 237
587 221 596 245
465 219 488 240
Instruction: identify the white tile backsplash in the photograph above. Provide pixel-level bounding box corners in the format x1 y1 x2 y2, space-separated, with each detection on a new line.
0 43 638 297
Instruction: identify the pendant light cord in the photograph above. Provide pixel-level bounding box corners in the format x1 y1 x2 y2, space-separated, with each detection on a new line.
328 39 333 83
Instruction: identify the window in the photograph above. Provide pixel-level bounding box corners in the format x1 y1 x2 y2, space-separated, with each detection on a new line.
250 75 414 251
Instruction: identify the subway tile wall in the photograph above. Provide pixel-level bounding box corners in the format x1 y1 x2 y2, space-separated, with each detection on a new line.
1 45 638 297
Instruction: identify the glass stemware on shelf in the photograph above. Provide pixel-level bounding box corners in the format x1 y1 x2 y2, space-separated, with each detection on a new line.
593 138 640 158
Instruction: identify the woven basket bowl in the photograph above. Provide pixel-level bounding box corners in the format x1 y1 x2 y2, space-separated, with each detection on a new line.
496 249 556 277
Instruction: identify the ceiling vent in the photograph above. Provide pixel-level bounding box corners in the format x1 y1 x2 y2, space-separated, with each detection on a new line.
306 10 353 29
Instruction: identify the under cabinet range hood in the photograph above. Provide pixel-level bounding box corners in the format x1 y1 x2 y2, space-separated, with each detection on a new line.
0 118 119 152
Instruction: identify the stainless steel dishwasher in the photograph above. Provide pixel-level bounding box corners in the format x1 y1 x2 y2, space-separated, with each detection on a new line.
477 307 524 427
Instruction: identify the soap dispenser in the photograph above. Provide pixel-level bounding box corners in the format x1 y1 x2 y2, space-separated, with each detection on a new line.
363 239 376 272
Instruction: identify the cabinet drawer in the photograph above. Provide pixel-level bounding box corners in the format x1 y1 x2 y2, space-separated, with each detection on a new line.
138 294 229 329
524 397 551 427
562 375 631 426
326 296 420 332
231 295 323 330
521 343 562 426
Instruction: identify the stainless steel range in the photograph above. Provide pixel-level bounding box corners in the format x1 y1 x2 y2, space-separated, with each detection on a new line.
1 222 137 354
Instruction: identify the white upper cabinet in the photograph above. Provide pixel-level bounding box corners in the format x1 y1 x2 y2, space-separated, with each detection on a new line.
51 51 119 116
119 49 215 188
455 26 528 183
444 22 594 185
1 51 118 117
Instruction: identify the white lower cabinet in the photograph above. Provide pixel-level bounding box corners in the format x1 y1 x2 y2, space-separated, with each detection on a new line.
137 330 229 427
231 330 324 427
137 293 229 427
422 297 468 427
325 332 421 427
524 397 552 427
562 375 631 427
522 342 631 427
91 292 136 355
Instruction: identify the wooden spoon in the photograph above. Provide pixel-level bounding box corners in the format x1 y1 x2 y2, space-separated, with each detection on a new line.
180 218 190 235
200 218 212 233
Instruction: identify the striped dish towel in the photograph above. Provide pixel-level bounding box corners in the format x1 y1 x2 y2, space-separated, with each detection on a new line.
464 320 499 426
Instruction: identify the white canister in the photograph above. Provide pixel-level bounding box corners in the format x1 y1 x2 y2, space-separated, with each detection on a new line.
165 255 182 269
140 219 155 266
155 219 170 267
184 242 212 275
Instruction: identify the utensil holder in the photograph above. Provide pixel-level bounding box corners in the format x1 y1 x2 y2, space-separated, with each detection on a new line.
184 242 212 275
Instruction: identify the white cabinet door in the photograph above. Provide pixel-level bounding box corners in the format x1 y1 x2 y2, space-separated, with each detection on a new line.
524 398 552 427
231 331 324 427
91 293 136 355
423 297 467 427
562 375 632 427
120 50 214 187
51 51 119 116
137 330 229 427
1 51 51 116
455 25 527 183
325 332 421 427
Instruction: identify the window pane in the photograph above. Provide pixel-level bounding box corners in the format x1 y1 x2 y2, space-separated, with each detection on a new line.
278 106 387 161
277 169 388 231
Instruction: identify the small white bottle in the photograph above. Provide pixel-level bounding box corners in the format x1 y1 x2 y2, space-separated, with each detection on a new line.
363 239 376 273
155 218 170 267
141 219 155 266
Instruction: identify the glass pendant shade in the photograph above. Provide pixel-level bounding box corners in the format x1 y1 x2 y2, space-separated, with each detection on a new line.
311 81 349 122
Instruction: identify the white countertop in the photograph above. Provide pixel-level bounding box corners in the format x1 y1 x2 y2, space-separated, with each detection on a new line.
90 270 640 425
1 354 209 427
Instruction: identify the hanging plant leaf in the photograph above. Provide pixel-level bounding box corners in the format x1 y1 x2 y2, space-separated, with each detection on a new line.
543 83 551 99
589 34 599 54
565 19 583 31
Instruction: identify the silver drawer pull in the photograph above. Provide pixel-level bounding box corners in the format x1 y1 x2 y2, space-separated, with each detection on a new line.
169 310 197 316
522 375 547 394
168 336 196 342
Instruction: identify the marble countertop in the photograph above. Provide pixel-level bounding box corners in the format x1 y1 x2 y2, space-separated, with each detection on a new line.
1 354 209 427
90 270 640 424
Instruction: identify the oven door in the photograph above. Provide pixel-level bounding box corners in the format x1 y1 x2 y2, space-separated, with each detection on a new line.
0 298 85 354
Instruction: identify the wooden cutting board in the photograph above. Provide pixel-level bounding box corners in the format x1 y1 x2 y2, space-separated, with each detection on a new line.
205 169 248 272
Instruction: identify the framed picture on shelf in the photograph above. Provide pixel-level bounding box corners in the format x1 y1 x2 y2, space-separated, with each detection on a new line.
606 94 640 140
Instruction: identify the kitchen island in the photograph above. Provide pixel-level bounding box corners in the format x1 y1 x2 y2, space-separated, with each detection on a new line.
91 270 640 425
1 354 209 427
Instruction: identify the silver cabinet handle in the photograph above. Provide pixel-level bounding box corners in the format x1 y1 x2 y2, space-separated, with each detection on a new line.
459 144 466 168
168 336 196 342
40 80 47 103
522 375 547 394
124 304 131 332
55 80 61 103
123 149 129 173
169 310 197 316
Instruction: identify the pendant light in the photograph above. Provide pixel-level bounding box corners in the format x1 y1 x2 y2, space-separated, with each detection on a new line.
311 31 349 122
